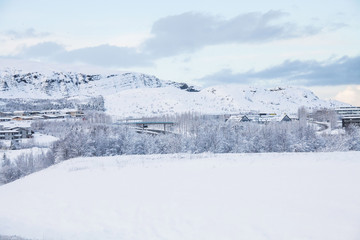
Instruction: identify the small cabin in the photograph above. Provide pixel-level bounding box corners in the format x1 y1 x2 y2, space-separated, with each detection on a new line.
12 116 24 121
281 115 292 122
226 115 251 123
65 110 84 117
240 115 251 122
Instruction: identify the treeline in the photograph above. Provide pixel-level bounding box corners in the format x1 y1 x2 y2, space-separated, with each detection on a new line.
1 112 360 184
0 151 53 184
35 113 360 162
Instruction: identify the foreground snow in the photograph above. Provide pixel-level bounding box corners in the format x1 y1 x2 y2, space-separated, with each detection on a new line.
0 152 360 240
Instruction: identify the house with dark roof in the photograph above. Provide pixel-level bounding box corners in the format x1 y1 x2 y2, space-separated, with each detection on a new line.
281 115 292 122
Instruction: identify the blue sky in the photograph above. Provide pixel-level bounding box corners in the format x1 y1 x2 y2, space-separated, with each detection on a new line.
0 0 359 105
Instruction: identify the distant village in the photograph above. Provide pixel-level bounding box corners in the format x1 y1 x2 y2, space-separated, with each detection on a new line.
0 106 360 142
0 109 84 141
0 109 84 121
225 107 360 128
225 113 293 123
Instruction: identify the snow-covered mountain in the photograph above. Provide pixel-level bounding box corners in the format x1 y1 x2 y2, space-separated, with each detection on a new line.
0 67 350 117
0 69 198 99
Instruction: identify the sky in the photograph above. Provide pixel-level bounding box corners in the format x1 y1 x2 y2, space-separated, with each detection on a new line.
0 0 359 105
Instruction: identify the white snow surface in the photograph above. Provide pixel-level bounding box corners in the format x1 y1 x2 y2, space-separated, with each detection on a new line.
23 133 58 147
0 147 49 164
0 152 359 240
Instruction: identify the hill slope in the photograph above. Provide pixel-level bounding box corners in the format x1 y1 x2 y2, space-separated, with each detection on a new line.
0 152 359 240
104 85 349 117
0 69 197 99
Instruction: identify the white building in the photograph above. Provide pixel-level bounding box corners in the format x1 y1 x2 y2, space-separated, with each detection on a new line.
335 107 360 117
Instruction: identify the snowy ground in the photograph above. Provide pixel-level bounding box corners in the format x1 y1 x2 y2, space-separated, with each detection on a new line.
0 152 359 240
0 147 49 163
23 133 58 147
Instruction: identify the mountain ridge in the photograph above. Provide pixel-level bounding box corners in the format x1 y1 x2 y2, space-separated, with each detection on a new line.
0 67 351 117
0 69 199 99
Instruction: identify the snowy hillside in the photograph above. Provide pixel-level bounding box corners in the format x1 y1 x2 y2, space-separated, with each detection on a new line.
0 68 197 99
0 152 359 240
105 85 349 117
0 65 350 117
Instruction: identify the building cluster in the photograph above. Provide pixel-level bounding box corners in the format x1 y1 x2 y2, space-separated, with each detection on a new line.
0 127 34 140
226 113 295 124
0 109 84 122
0 109 84 141
335 107 360 128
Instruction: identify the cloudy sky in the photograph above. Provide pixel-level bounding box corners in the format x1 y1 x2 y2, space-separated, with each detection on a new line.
0 0 359 105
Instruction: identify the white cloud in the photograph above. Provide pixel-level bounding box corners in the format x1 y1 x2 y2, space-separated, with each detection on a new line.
335 85 360 106
196 56 360 86
142 11 326 57
5 28 50 39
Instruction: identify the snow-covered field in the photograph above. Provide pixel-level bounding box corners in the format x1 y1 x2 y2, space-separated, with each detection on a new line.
0 152 360 240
